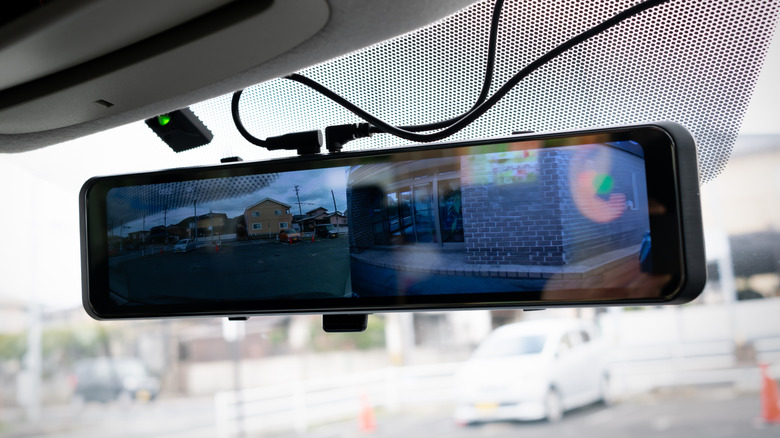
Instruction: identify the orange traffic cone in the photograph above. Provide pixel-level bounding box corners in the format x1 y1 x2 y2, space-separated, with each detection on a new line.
358 394 377 433
760 363 780 424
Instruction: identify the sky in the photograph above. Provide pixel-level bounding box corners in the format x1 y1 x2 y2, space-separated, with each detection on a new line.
0 30 778 310
108 167 349 235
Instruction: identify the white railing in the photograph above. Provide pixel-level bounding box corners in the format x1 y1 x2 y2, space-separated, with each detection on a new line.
213 332 780 436
214 362 460 438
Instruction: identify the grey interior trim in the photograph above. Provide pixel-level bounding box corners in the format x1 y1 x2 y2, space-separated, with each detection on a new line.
0 0 323 135
0 0 476 153
0 0 236 91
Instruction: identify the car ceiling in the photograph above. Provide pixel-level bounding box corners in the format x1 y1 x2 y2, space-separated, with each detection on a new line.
1 0 779 184
0 0 474 152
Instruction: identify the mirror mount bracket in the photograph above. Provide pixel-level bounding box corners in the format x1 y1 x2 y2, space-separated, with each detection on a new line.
322 314 369 333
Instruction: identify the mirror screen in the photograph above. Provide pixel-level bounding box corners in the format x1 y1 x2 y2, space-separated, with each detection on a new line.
104 139 650 306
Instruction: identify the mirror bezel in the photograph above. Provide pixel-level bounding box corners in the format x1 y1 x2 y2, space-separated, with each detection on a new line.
80 122 705 319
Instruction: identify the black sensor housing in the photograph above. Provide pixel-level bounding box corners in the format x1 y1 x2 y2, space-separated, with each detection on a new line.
144 108 213 152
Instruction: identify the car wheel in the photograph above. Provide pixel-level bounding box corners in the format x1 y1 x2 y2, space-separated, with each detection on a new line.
544 388 563 423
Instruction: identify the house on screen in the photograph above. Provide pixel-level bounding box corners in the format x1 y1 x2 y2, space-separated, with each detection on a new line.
306 207 328 219
299 207 347 231
299 207 327 231
195 212 228 237
178 213 230 237
244 198 293 237
323 211 348 227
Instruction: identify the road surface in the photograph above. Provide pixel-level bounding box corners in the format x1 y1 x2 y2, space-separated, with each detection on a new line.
273 387 777 438
3 386 777 438
108 237 350 305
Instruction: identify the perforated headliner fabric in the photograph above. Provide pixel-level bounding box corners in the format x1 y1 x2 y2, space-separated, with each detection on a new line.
192 0 780 183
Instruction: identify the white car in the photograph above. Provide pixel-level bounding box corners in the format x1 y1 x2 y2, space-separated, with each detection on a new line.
454 318 610 424
173 239 196 253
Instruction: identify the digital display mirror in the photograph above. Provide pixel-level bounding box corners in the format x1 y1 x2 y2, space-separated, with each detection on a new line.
80 123 705 319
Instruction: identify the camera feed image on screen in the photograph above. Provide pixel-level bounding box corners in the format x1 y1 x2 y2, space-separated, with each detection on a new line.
347 140 653 298
105 168 353 306
104 139 653 306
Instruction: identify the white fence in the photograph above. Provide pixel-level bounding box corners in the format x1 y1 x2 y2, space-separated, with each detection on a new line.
214 362 460 438
214 343 780 438
214 299 780 437
598 298 780 394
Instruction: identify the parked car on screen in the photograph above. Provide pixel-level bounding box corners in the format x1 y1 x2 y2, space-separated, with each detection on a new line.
278 228 301 244
454 319 610 424
315 224 340 239
71 357 160 404
173 239 196 253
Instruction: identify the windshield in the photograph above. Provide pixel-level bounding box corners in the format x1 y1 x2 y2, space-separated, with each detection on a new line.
472 334 547 358
1 1 779 437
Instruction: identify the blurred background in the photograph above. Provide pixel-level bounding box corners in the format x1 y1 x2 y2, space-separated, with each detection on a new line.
1 7 780 438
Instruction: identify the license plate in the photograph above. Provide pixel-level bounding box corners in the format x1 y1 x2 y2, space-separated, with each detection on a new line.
136 390 151 402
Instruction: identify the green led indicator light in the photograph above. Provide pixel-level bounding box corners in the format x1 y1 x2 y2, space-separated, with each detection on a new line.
157 114 172 126
593 173 614 195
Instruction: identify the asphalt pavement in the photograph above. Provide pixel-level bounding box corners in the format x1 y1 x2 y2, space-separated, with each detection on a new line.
271 386 777 438
0 395 218 438
108 237 350 305
2 386 777 437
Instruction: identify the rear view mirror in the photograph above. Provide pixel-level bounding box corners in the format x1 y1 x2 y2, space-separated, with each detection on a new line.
80 122 705 319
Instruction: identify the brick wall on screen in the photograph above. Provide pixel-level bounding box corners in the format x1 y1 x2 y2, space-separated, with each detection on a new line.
347 187 374 251
462 150 566 266
461 147 649 266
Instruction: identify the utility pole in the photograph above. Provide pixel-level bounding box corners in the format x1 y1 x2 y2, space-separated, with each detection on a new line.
331 190 339 232
294 185 303 216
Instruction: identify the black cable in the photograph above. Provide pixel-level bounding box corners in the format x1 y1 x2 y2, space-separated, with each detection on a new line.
233 0 504 148
231 90 323 154
281 0 505 135
284 0 670 143
231 89 265 147
395 0 505 132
